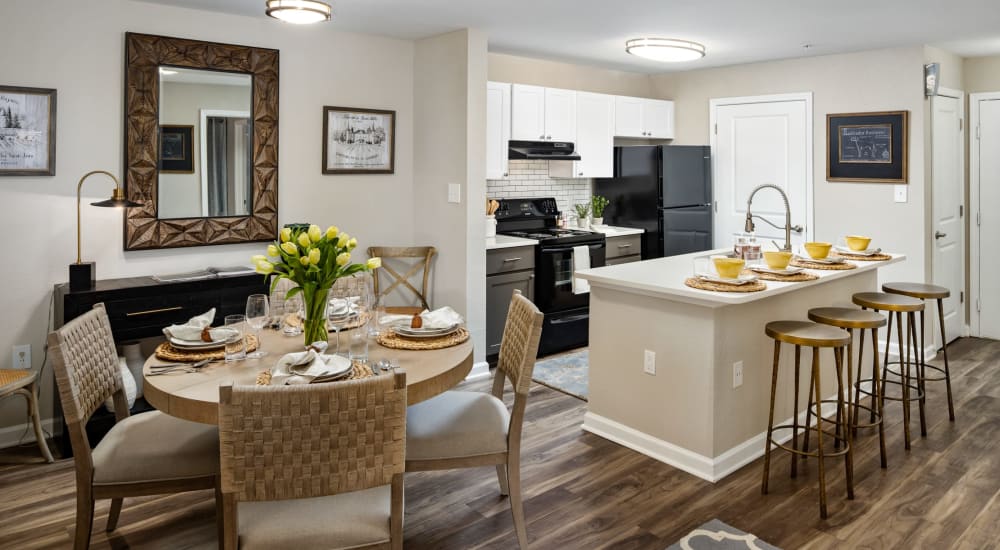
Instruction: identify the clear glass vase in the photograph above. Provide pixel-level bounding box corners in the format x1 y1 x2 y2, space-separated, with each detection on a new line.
302 287 330 347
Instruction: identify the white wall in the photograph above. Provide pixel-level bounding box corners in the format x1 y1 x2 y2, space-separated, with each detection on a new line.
0 0 417 434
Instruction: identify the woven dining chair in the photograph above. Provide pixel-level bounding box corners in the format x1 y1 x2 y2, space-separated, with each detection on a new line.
218 371 407 550
404 290 543 549
0 368 53 463
367 246 436 315
47 304 221 550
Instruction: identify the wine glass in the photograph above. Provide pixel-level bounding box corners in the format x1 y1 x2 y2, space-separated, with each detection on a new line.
245 294 269 358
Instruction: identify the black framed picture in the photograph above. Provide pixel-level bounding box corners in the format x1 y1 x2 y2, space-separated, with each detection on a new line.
827 111 908 183
322 106 395 174
0 85 57 176
159 124 194 173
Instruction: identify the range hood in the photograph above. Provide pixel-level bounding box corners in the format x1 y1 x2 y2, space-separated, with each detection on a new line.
508 140 581 161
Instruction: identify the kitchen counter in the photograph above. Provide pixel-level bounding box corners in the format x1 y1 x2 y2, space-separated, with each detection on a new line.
576 249 905 483
486 235 538 250
589 225 645 237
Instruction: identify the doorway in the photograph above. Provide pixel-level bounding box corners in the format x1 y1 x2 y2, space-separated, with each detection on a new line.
930 88 965 345
710 93 813 249
971 92 1000 339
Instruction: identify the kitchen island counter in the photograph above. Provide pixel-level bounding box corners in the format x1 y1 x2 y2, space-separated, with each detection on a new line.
575 249 904 482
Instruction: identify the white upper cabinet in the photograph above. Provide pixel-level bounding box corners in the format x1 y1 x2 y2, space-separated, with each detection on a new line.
486 81 511 180
543 87 577 142
551 91 614 179
511 84 546 141
613 96 675 139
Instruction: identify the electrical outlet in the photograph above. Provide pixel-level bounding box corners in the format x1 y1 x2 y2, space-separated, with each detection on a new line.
643 349 656 375
733 360 744 388
13 344 30 370
894 185 907 203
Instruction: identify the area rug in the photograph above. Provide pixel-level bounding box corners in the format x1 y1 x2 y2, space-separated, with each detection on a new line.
532 349 588 400
667 520 780 550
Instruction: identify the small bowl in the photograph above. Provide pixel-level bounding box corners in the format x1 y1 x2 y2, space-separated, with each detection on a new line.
712 257 745 279
763 250 792 270
803 242 832 260
845 235 872 251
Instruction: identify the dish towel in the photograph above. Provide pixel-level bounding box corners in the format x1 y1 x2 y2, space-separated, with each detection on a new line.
380 306 465 329
572 245 590 295
162 308 231 341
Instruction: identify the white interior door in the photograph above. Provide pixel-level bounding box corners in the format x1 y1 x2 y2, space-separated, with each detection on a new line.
711 95 811 250
972 93 1000 339
931 89 964 344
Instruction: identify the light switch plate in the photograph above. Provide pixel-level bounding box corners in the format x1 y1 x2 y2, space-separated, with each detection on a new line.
643 349 656 375
733 361 744 388
447 183 461 204
894 185 907 203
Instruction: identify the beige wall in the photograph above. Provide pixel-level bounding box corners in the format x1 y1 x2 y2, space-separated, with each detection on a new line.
488 52 654 97
964 55 1000 92
0 0 417 434
651 47 929 285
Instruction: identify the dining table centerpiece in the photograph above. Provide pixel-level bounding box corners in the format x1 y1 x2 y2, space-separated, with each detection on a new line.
252 225 380 346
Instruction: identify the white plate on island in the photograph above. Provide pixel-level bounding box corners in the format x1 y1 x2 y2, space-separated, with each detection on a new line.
696 273 758 285
796 255 846 265
749 266 805 276
834 246 882 256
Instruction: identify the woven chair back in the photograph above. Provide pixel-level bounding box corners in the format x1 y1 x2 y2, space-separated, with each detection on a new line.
219 371 406 502
496 291 544 396
47 304 122 426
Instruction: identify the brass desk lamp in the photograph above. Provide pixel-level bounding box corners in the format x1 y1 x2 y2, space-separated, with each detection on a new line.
70 170 142 291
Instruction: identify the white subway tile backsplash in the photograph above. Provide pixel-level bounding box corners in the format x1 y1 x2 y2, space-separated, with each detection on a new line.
487 160 592 215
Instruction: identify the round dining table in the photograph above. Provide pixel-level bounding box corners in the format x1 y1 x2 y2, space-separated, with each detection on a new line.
144 327 474 424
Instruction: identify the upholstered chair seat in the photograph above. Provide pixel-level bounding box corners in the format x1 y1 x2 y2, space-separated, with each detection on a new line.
406 391 510 460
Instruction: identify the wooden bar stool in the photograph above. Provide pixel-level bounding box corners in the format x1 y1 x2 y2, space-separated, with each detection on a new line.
762 321 852 519
882 282 955 422
807 307 888 468
852 292 925 450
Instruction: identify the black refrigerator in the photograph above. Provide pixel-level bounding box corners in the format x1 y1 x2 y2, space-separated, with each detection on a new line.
594 145 713 259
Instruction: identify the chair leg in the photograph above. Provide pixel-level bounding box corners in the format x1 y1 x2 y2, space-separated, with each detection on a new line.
762 340 781 495
937 299 956 421
106 498 123 532
215 478 225 550
898 311 911 450
872 327 887 469
496 464 510 496
835 346 854 500
811 348 828 519
74 487 94 550
914 310 927 437
26 382 53 463
803 360 816 457
507 454 528 549
791 345 801 479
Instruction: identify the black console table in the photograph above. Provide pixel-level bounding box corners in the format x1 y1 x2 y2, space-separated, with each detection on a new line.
53 273 268 456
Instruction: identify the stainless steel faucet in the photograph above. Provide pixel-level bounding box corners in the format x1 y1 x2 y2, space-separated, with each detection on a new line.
744 184 803 252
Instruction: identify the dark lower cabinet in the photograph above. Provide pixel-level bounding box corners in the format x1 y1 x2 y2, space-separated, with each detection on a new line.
486 246 535 362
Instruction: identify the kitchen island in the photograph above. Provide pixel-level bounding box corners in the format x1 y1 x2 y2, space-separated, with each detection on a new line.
575 249 904 482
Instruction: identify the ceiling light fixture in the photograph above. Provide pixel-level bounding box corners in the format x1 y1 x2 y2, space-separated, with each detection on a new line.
625 38 706 62
265 0 332 24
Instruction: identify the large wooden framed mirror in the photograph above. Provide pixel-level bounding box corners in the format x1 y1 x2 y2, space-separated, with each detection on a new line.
123 33 278 250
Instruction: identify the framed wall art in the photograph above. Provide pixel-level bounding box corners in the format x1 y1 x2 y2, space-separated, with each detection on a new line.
159 124 194 173
322 106 395 174
0 85 56 176
827 111 908 183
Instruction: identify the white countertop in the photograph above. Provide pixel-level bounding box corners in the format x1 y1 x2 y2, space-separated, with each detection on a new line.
576 248 905 307
590 225 645 237
486 234 538 250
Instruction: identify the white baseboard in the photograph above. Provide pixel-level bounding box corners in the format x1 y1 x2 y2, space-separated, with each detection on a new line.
0 418 58 451
879 339 938 363
466 361 491 381
583 383 866 483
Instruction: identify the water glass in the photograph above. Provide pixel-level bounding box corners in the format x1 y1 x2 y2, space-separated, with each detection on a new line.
368 299 386 338
245 294 270 358
282 294 303 336
350 321 369 363
224 314 246 362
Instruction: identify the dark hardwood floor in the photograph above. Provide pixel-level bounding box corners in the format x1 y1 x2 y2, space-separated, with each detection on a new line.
1 338 998 549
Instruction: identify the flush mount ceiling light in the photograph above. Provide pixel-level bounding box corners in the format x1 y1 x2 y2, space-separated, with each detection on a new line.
265 0 332 24
625 38 706 62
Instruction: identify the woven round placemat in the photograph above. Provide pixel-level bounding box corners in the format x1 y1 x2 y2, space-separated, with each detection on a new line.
154 334 259 362
746 269 820 282
790 258 858 271
256 360 375 386
831 251 893 262
376 327 470 350
283 311 373 332
684 277 767 293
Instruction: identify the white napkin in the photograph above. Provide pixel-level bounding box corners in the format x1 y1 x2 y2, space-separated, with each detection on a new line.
270 349 331 385
162 308 229 342
572 245 590 295
380 307 464 329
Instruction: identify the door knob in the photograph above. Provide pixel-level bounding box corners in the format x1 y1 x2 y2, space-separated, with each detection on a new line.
935 231 947 239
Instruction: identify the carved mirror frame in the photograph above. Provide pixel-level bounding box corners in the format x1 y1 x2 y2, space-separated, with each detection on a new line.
123 32 279 250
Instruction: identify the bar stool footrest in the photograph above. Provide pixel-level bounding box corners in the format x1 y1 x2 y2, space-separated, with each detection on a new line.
769 423 850 458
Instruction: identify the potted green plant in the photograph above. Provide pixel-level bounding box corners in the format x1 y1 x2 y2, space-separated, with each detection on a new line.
573 203 591 228
591 195 610 226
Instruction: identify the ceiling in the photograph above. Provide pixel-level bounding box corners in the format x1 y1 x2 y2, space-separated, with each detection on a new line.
137 0 1000 73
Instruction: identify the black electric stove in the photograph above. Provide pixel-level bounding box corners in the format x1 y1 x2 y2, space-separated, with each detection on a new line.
494 197 606 356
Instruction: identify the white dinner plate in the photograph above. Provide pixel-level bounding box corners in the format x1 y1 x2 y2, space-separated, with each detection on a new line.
696 273 758 285
749 266 805 276
290 353 353 381
169 328 239 350
392 323 460 338
797 255 845 265
834 246 881 256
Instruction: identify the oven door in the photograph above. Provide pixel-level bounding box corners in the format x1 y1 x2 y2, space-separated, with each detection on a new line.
534 242 606 312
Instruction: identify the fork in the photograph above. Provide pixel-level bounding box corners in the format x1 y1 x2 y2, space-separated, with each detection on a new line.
148 366 199 376
150 358 212 370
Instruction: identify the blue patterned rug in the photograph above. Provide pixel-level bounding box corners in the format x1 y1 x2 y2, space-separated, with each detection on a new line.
667 519 780 549
532 349 589 401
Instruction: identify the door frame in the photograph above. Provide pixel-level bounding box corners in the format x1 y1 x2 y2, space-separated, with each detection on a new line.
969 91 1000 336
709 93 814 245
930 87 966 340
